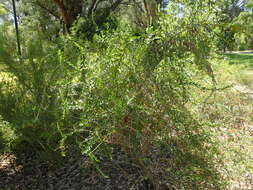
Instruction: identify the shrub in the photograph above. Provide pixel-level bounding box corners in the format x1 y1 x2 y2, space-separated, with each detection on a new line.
0 27 77 157
0 1 228 188
57 9 226 188
0 115 16 153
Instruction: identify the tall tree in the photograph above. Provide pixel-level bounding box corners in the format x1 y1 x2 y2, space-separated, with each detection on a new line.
52 0 126 34
18 0 126 35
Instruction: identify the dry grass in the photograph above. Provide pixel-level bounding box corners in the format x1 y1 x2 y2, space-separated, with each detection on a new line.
189 57 253 189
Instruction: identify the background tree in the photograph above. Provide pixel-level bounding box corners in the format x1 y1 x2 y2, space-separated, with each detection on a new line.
232 0 253 49
215 0 246 51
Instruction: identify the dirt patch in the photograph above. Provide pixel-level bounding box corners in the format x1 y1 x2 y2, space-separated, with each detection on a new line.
227 50 253 54
0 150 154 190
233 84 253 96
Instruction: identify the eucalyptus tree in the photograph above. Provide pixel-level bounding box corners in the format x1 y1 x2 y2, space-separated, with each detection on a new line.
18 0 127 35
16 0 173 36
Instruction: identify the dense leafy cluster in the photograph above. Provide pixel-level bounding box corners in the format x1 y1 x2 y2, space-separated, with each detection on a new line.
1 0 252 189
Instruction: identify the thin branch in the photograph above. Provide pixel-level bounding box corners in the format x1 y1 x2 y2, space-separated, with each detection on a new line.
98 0 125 21
132 0 145 13
88 0 99 17
33 1 60 19
111 0 125 11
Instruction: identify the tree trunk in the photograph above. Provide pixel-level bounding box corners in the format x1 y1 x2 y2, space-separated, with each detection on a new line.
53 0 83 34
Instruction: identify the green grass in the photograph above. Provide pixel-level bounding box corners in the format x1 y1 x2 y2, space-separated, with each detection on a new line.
224 53 253 68
224 52 253 90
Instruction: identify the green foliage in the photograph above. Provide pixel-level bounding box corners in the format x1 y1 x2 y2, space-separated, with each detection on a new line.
72 15 119 40
225 0 253 50
0 0 235 189
0 3 6 15
213 0 247 51
55 5 225 187
0 27 77 157
0 115 16 153
225 53 253 67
